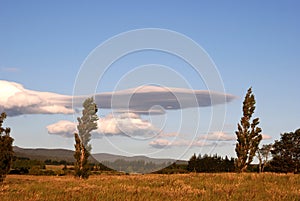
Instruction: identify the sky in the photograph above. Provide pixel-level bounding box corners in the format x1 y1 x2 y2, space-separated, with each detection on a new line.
0 1 299 161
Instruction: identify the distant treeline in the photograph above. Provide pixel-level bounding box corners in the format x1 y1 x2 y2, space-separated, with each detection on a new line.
155 154 235 174
102 159 173 174
187 154 235 173
9 156 112 175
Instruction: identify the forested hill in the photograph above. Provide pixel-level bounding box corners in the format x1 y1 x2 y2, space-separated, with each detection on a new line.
12 146 184 165
13 146 98 163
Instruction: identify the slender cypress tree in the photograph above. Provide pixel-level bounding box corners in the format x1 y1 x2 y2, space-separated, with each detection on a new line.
74 97 98 179
235 87 262 172
0 112 14 183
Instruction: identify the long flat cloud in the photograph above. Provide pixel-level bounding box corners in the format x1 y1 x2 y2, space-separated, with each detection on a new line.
0 80 236 116
199 131 272 141
91 85 237 115
149 132 272 149
149 138 210 149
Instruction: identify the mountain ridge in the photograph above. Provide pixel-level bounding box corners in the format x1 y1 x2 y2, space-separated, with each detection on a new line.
12 146 187 165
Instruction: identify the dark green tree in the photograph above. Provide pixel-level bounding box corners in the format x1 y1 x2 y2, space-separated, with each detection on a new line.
74 97 98 179
187 154 197 172
0 112 14 183
270 129 300 173
235 87 262 172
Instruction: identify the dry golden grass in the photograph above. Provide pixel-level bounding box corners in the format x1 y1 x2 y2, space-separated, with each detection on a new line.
1 173 299 201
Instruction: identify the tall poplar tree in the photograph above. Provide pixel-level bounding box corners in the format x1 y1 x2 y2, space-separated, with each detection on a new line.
235 87 262 172
74 97 98 179
0 112 14 183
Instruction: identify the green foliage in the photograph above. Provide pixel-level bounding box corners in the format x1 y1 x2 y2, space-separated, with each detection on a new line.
154 163 189 174
0 112 14 183
77 97 98 152
235 87 262 172
44 159 71 166
269 129 300 173
187 154 235 173
10 157 44 174
187 154 197 172
74 97 98 179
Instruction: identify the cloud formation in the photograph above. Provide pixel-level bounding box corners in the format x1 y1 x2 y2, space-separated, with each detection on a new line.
97 112 159 137
47 112 160 138
0 80 236 116
0 80 74 116
47 120 77 138
149 132 272 149
149 138 209 149
90 85 237 115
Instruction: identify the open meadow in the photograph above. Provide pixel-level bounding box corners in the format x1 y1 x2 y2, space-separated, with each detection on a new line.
1 173 299 201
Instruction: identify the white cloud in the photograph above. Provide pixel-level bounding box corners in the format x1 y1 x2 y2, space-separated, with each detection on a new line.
47 120 77 138
47 112 160 138
97 112 160 137
0 80 74 116
0 80 236 117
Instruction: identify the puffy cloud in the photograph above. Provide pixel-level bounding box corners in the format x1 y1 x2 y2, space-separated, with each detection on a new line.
0 80 74 116
97 112 160 137
47 120 77 138
1 80 236 116
149 138 209 149
47 112 160 138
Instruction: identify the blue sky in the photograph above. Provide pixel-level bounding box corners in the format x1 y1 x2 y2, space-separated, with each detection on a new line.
0 1 299 160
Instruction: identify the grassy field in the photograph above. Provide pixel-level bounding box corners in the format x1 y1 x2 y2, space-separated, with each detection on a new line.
1 173 299 201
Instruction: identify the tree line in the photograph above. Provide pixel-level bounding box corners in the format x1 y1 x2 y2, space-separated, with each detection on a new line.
187 154 235 173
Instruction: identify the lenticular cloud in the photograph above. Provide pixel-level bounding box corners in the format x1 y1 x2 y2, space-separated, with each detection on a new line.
0 80 236 116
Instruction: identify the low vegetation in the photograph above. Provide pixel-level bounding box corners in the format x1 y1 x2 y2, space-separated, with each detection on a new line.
1 173 299 201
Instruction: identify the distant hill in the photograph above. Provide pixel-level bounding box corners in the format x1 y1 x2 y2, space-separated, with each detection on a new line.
92 153 177 164
13 146 187 165
13 146 97 163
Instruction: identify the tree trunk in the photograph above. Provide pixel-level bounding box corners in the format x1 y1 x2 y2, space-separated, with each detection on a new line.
78 142 85 179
